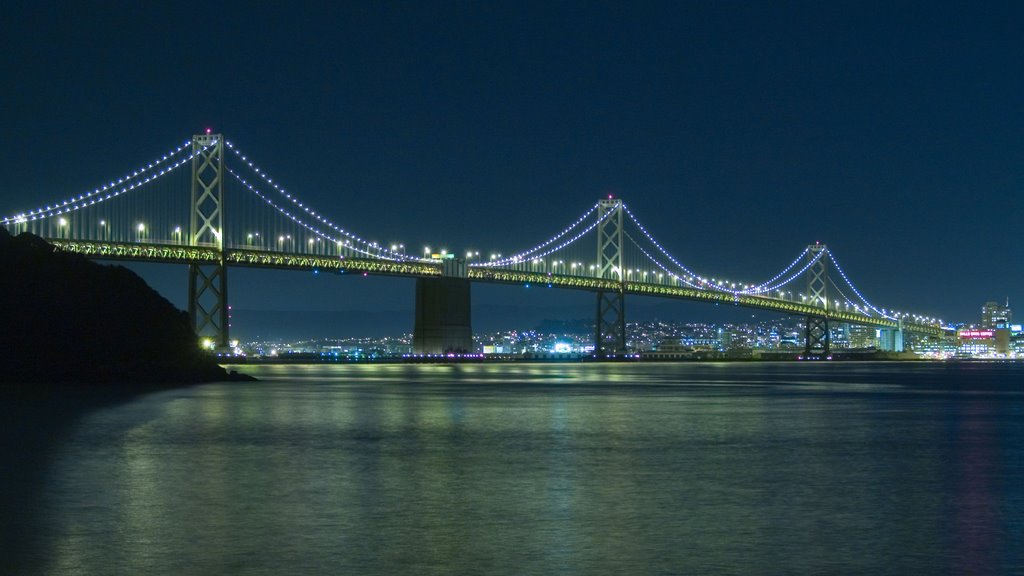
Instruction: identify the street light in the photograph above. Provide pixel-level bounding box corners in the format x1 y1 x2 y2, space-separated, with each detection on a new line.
136 222 146 242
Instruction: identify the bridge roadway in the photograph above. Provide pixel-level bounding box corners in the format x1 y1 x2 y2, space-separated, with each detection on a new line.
49 239 946 338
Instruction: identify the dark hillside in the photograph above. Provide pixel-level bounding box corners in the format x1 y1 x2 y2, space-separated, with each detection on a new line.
0 228 233 384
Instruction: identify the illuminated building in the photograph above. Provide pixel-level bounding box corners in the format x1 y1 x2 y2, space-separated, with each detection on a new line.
958 329 995 356
981 299 1011 328
1011 325 1024 356
956 328 1013 357
847 324 877 349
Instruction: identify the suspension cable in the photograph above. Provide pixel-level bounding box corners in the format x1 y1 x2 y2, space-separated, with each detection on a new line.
227 168 405 260
826 249 892 319
224 140 409 261
3 139 194 224
475 202 602 267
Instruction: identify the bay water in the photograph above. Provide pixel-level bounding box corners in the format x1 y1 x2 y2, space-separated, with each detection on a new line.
5 362 1024 575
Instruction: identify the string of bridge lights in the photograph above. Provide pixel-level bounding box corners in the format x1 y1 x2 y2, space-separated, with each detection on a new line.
623 231 826 296
620 204 704 281
825 250 892 319
0 133 942 326
482 208 616 268
226 168 404 260
826 277 861 313
476 202 602 267
621 204 940 324
624 236 705 290
622 203 825 296
741 247 811 293
736 248 828 295
624 231 746 293
2 139 194 225
224 140 408 261
225 160 931 324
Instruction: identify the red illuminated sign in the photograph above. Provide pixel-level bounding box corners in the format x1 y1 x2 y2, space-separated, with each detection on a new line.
958 330 994 339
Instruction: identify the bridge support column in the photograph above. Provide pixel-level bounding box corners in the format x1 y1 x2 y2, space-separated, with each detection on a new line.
594 198 626 356
413 259 473 354
595 289 626 357
896 317 904 352
803 316 830 357
878 318 905 352
188 133 229 348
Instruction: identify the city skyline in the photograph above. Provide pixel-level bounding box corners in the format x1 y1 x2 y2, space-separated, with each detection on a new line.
2 2 1021 324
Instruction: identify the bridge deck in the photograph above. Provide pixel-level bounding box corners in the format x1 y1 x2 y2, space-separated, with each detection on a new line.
48 239 945 336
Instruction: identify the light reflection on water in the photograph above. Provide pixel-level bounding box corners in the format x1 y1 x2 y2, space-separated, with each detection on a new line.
24 363 1024 575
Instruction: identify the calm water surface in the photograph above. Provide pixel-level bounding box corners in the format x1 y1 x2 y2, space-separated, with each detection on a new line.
8 362 1024 575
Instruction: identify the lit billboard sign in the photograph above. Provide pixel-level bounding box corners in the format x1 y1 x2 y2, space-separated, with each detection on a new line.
958 329 994 339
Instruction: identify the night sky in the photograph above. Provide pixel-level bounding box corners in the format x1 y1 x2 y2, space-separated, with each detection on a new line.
2 1 1022 333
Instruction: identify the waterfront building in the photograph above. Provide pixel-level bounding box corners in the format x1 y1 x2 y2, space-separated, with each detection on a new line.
912 335 958 359
957 328 1003 357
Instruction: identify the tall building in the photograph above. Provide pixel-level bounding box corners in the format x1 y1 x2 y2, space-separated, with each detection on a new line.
981 299 1012 328
848 323 877 349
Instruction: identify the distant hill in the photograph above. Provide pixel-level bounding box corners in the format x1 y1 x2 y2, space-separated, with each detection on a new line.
0 229 237 384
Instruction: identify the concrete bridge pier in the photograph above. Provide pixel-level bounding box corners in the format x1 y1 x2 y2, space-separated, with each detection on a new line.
878 318 905 352
413 259 473 354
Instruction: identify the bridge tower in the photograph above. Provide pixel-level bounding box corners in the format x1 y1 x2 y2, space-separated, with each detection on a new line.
187 133 230 348
595 198 626 356
803 243 829 356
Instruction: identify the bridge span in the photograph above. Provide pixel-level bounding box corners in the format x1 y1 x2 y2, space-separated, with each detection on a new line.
7 133 949 356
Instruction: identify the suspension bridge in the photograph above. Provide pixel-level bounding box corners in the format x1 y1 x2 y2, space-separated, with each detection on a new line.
3 133 948 357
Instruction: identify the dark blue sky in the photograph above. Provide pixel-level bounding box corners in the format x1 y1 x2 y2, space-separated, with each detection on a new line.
2 1 1022 330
